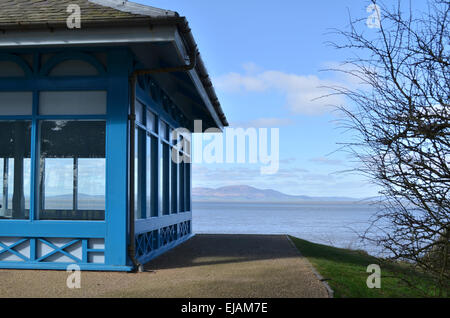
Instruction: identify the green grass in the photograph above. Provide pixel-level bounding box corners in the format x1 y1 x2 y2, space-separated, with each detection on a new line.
289 236 446 298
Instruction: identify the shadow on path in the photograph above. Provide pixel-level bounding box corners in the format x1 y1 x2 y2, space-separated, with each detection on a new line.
144 234 300 270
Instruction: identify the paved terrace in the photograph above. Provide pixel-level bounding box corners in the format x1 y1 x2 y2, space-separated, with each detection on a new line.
0 234 329 298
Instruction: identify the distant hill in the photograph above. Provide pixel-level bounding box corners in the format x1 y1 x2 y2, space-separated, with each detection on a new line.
192 185 360 202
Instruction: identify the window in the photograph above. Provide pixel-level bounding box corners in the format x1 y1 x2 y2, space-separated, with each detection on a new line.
136 101 145 125
160 120 168 141
159 141 170 215
183 136 192 212
147 110 156 132
171 155 178 214
147 134 158 218
186 162 191 211
135 128 146 219
134 101 192 220
78 158 106 211
178 134 191 213
38 120 106 220
179 159 185 212
0 121 31 220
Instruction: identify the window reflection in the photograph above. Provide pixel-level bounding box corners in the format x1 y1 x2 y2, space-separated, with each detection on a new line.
159 142 170 215
39 120 106 220
135 128 145 219
146 135 158 218
0 121 31 220
131 101 193 221
78 159 106 211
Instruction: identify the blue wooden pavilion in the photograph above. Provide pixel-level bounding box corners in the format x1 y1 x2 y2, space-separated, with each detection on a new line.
0 0 228 271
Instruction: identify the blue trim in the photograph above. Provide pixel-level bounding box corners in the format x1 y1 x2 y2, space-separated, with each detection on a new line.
29 91 38 221
30 239 37 261
0 262 133 272
0 78 108 91
0 46 193 271
82 239 88 263
0 221 106 237
104 48 132 267
135 212 192 234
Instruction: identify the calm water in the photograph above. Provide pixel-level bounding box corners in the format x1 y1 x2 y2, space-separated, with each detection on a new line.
193 201 386 256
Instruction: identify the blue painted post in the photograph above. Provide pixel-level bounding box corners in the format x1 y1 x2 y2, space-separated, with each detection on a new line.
104 48 132 267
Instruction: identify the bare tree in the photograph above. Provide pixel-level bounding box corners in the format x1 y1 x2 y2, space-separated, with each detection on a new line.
329 0 449 295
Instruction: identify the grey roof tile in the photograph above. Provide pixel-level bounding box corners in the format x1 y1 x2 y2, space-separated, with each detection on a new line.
0 0 177 26
0 0 229 127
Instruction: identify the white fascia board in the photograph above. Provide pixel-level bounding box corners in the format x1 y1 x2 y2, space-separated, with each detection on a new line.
173 29 224 131
0 25 175 47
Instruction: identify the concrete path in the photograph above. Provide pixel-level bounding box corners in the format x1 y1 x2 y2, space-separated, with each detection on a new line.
0 234 329 298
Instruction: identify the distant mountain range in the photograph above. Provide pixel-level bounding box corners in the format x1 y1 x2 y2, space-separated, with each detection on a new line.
192 185 364 202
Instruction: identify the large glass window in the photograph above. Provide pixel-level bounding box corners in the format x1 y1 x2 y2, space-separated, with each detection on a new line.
159 141 170 216
171 155 178 214
135 128 146 219
0 121 31 220
134 100 192 221
147 134 158 218
179 159 185 212
186 162 191 211
38 120 106 220
78 158 106 211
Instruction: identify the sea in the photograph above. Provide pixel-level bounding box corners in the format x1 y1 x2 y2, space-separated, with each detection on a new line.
192 201 389 256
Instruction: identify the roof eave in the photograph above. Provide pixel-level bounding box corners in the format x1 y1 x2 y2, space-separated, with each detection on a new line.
0 16 228 128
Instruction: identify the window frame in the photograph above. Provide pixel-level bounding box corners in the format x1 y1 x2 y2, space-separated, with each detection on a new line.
134 95 192 221
37 119 107 221
0 121 32 220
0 53 108 222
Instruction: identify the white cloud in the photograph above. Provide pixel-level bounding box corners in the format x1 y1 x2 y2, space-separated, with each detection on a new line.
242 62 262 74
215 66 347 115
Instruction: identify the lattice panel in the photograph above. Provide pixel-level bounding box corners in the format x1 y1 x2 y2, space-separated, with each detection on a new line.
0 237 31 262
178 220 191 238
0 237 105 264
36 238 82 263
160 224 177 247
135 230 158 258
135 221 192 260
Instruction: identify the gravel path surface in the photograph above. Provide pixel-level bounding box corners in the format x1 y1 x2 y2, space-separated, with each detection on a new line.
0 234 329 298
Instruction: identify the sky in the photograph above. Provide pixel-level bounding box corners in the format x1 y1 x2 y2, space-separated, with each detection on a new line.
135 0 428 198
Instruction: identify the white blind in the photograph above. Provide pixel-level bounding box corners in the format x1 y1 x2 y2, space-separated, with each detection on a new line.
39 91 107 115
0 92 33 115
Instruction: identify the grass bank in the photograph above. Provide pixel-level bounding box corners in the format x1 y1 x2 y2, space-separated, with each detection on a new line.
289 236 446 298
